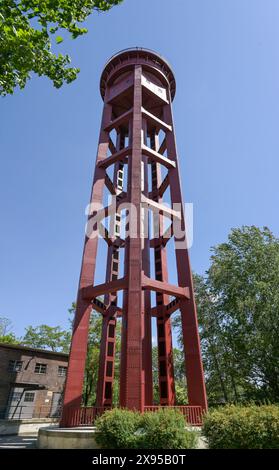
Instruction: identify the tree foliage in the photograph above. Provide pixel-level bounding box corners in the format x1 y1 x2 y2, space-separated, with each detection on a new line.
0 0 123 95
22 323 71 352
0 316 20 344
174 226 279 405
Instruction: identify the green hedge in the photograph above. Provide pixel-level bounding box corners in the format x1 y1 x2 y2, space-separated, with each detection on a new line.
95 408 197 449
202 405 279 449
139 408 197 449
95 409 140 449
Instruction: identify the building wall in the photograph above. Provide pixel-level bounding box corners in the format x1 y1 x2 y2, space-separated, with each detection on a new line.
0 344 68 419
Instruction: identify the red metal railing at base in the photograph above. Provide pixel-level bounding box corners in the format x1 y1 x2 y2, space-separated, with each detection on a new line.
61 406 109 427
61 405 203 428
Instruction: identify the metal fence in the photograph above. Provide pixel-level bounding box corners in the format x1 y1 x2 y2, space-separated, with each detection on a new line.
60 406 109 427
61 405 204 427
0 405 204 426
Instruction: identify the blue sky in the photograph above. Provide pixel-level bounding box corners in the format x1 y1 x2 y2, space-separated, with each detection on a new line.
0 0 279 338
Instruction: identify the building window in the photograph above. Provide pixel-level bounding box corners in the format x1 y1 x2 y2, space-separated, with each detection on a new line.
8 360 23 372
35 363 47 374
24 392 35 402
11 392 22 402
58 366 67 377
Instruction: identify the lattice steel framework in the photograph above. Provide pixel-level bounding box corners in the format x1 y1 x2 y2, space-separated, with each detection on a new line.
60 48 207 426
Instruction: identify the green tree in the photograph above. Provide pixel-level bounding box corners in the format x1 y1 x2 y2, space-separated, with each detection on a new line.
0 316 20 344
0 0 123 95
174 226 279 405
22 324 71 352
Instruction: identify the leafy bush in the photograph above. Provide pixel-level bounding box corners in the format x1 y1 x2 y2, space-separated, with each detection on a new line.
203 405 279 449
139 408 197 449
95 408 197 449
95 408 140 449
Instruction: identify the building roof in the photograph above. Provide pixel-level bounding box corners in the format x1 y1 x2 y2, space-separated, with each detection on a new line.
0 342 69 358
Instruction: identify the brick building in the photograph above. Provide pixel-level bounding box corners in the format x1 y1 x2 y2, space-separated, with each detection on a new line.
0 343 68 419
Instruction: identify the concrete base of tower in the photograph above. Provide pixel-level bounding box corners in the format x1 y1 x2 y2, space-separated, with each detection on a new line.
37 425 207 449
37 426 100 449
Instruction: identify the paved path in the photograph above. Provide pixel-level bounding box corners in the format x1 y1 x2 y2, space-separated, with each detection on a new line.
0 435 37 449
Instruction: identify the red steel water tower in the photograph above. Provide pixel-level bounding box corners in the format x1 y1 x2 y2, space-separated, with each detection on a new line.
61 48 207 426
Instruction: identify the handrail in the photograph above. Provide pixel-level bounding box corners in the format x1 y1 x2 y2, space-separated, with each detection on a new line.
102 47 174 75
63 405 204 427
1 404 204 426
